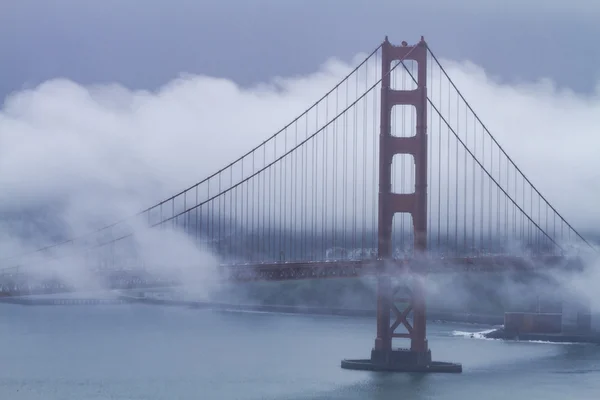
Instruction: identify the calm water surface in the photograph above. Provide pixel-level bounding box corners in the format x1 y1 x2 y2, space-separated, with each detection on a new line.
1 304 599 399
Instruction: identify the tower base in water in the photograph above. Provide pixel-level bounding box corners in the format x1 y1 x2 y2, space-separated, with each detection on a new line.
343 36 462 375
341 348 462 373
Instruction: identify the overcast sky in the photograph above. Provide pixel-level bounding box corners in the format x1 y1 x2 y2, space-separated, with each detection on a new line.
1 0 599 99
1 0 599 273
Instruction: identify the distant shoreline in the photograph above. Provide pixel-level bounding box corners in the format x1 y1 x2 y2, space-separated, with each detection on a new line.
8 295 600 344
0 295 504 326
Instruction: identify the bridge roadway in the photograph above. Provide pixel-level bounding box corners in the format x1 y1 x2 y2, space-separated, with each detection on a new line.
0 255 576 298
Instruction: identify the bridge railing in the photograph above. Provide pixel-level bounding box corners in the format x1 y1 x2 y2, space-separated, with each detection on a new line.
0 39 595 285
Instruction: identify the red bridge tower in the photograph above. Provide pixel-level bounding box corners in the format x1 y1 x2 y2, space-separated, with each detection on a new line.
341 36 462 373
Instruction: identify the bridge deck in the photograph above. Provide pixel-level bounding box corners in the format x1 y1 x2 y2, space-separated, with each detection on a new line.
222 255 569 281
0 255 575 298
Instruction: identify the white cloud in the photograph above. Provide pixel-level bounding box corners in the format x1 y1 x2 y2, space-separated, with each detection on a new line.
0 44 598 299
440 58 600 232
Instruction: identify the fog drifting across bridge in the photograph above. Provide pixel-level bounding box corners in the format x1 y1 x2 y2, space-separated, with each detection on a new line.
3 39 589 272
0 36 596 373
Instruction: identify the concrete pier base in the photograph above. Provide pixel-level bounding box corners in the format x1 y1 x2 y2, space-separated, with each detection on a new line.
341 348 462 373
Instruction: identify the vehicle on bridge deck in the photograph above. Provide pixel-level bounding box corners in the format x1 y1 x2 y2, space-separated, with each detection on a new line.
0 253 584 297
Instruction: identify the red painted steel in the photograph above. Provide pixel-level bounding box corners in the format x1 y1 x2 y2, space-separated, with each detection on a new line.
375 36 429 354
0 255 572 297
223 255 565 282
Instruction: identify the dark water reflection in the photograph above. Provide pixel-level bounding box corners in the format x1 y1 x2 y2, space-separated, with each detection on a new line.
1 304 599 399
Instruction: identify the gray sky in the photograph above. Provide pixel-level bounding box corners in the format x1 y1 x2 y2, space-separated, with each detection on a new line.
1 0 599 100
1 0 599 288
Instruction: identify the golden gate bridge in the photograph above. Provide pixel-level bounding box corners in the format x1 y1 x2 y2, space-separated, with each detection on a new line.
0 37 595 373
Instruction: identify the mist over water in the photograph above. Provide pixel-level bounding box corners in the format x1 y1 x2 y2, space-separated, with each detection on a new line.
2 304 600 400
0 42 599 312
2 2 600 397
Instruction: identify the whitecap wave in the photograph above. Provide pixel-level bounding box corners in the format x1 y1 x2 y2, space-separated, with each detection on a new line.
452 329 587 345
452 328 496 340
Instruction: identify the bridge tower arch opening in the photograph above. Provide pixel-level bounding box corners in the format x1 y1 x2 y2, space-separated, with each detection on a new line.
341 36 462 373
